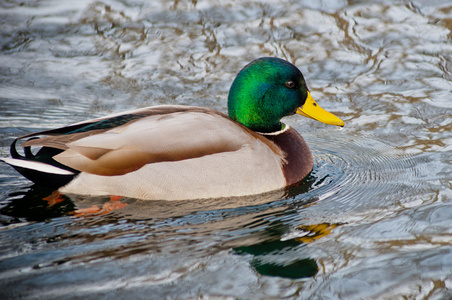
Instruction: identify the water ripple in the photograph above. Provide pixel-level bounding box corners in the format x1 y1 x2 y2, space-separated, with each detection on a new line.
1 0 452 298
290 132 429 224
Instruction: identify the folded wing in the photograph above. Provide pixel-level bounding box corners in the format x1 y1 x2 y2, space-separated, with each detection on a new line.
15 106 265 176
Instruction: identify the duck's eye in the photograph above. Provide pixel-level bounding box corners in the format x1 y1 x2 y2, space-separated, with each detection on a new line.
285 81 295 88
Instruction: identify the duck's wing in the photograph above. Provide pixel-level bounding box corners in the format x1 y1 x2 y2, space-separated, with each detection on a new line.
9 106 277 178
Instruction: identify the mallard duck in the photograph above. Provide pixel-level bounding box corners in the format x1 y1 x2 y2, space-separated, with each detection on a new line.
2 57 344 200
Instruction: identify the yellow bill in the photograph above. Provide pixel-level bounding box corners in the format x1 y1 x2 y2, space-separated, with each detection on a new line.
297 91 344 127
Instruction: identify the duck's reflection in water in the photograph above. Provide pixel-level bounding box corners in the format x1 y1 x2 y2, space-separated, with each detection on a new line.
1 178 341 279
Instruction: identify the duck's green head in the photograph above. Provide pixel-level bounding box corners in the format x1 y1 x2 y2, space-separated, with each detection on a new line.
228 57 344 132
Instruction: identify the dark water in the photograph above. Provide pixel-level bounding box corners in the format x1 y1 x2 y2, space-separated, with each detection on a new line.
1 0 451 299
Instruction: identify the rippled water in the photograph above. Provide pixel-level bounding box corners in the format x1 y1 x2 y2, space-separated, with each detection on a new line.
1 0 451 299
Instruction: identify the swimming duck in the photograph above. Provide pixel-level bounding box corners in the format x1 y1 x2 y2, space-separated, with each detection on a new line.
2 57 343 200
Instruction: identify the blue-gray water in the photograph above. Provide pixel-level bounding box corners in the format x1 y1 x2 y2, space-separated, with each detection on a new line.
1 0 451 299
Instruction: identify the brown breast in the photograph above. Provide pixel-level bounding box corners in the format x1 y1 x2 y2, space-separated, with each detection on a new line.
262 126 313 186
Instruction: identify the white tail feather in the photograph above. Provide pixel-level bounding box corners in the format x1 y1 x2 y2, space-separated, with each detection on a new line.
1 157 74 175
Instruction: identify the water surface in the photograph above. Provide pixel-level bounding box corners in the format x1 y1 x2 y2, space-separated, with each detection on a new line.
1 0 452 299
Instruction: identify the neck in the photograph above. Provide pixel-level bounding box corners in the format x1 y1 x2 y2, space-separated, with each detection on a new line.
228 88 282 133
256 123 288 135
228 107 282 132
257 122 283 133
